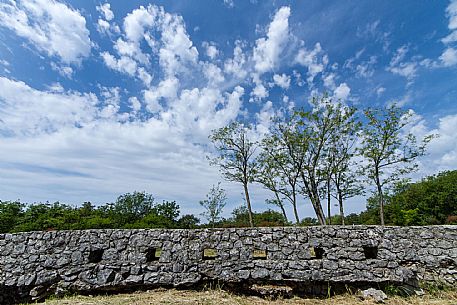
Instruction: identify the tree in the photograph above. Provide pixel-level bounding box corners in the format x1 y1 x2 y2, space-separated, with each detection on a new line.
326 105 363 225
152 200 180 223
209 122 258 227
0 200 24 233
110 191 155 227
200 182 227 228
176 214 200 229
256 145 289 222
258 115 304 224
359 105 434 225
295 97 345 225
366 170 457 225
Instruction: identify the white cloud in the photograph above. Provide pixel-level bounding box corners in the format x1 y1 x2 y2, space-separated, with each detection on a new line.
253 6 291 74
255 100 275 136
387 45 417 82
0 77 97 136
0 76 249 211
333 83 351 100
224 42 247 78
355 56 377 78
446 0 457 31
96 3 114 21
223 0 235 8
409 113 457 176
323 73 336 90
273 73 290 89
100 4 199 86
295 43 328 85
101 52 138 76
50 62 73 78
203 63 225 86
202 42 219 60
143 77 179 112
46 82 63 93
442 31 457 44
0 0 91 64
252 82 269 100
440 47 457 67
137 67 153 86
376 87 386 96
97 19 110 34
128 96 141 112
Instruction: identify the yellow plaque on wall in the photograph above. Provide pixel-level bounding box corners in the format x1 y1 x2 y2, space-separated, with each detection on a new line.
253 249 267 259
203 248 217 258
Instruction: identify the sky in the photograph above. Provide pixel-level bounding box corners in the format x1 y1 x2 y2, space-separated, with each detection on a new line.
0 0 457 219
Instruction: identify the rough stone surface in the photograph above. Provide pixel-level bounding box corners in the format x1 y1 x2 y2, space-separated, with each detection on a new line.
360 288 388 303
0 226 456 304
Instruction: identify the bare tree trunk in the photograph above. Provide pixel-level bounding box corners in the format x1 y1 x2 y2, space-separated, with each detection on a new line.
313 192 326 226
302 174 326 225
291 190 300 224
327 178 331 225
377 182 385 226
375 169 385 226
337 187 345 225
243 182 254 227
274 191 288 223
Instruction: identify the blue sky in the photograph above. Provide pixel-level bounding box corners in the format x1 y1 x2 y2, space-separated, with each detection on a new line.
0 0 457 219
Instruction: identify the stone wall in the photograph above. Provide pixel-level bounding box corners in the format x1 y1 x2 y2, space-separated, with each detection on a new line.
0 226 456 303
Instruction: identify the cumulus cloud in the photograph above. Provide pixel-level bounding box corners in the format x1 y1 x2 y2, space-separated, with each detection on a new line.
333 83 351 100
99 4 199 87
101 52 138 76
202 41 219 59
128 96 141 112
0 0 91 64
96 3 120 36
0 77 97 136
253 6 291 74
143 77 179 112
404 112 457 177
273 73 290 89
440 47 457 67
96 3 114 21
50 62 73 78
224 42 247 78
295 43 328 86
0 76 248 210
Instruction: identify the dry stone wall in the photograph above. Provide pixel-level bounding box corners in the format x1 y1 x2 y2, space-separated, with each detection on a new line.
0 226 456 303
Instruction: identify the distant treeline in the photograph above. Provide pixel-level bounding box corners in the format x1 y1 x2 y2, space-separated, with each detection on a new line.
0 170 456 233
0 191 289 233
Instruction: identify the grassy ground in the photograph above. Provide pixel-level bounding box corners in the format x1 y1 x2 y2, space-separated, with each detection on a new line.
32 288 457 305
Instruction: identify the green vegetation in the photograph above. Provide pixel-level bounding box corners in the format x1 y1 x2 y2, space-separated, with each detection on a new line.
0 191 199 233
345 170 457 226
0 169 456 233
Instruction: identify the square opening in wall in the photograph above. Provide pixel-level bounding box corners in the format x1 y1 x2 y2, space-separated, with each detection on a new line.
310 247 325 259
203 248 217 260
88 249 104 263
253 249 267 259
363 246 378 259
146 247 161 262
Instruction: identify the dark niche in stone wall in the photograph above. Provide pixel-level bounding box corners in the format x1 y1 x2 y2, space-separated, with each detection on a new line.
88 249 104 263
363 246 378 259
146 247 161 262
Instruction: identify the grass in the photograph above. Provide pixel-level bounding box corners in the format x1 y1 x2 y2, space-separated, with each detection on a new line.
29 288 457 305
